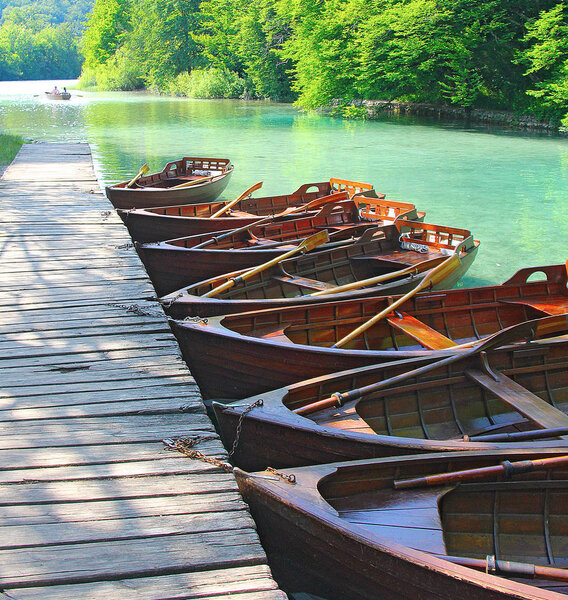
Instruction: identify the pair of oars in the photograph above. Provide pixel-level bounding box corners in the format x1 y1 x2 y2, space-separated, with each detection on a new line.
193 189 350 250
203 230 330 298
294 314 568 416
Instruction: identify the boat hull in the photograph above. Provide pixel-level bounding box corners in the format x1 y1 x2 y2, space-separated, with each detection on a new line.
236 450 568 600
214 335 568 471
106 168 233 209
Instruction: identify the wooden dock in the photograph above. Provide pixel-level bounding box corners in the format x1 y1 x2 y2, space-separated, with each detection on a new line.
0 143 285 599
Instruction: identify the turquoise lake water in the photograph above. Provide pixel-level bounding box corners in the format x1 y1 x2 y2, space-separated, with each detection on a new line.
1 80 567 287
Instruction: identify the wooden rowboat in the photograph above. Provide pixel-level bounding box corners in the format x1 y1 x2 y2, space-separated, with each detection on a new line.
162 220 479 318
137 197 425 295
214 333 568 471
45 91 71 100
105 157 234 209
168 263 567 399
117 178 380 242
235 449 568 600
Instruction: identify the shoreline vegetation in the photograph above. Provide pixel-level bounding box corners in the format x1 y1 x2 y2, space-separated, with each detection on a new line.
77 0 568 132
0 134 23 174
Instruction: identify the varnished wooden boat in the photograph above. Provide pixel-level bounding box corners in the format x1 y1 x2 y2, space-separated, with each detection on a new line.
117 178 380 242
105 157 234 209
214 333 568 471
162 220 478 319
168 263 567 399
236 449 568 600
45 91 71 100
137 197 425 295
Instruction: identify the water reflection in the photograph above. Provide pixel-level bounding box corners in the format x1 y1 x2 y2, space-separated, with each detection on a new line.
1 80 567 286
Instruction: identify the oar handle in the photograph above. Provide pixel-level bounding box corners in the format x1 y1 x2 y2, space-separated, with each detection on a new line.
203 230 330 298
126 164 149 188
393 454 568 489
170 175 213 189
210 181 263 218
440 555 568 582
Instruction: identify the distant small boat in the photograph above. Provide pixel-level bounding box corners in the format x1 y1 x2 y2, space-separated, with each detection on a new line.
105 157 234 209
45 91 71 100
236 449 568 600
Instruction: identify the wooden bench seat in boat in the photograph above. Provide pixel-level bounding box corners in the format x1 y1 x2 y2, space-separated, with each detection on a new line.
465 368 568 436
499 295 568 316
351 249 444 270
386 312 458 350
272 274 336 292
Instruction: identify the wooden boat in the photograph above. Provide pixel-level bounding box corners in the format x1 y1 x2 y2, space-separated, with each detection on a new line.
45 91 71 100
162 220 479 318
214 332 568 471
105 157 234 209
117 178 380 242
167 263 567 399
136 197 425 295
235 449 568 600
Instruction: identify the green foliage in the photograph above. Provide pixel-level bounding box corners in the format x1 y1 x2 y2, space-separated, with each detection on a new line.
167 67 247 98
519 3 568 124
0 0 89 79
0 132 23 166
76 0 568 127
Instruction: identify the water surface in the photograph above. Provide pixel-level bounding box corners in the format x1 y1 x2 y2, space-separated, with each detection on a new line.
1 80 567 286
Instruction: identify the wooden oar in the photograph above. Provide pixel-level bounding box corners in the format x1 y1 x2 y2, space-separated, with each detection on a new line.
210 181 264 218
467 426 568 443
439 555 568 582
126 164 149 188
194 190 348 249
170 175 214 189
332 254 461 349
294 315 565 416
308 256 446 297
393 454 568 489
203 230 330 298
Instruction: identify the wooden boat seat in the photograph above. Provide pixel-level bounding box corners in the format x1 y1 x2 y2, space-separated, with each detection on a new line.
387 313 457 350
272 275 335 292
247 325 290 343
499 295 568 316
465 369 568 435
351 249 443 269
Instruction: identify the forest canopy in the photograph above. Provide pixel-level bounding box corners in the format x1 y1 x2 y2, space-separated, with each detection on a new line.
0 0 92 79
78 0 568 125
2 0 567 126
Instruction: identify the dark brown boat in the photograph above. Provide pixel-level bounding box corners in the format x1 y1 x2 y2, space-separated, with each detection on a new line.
214 331 568 471
168 263 567 399
105 157 234 209
235 449 568 600
137 197 425 295
117 178 380 242
162 220 478 319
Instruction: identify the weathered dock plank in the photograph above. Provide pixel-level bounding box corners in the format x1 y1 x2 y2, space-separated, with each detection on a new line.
0 143 284 600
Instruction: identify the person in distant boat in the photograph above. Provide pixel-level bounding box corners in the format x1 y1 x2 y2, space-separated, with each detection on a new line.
52 86 59 94
63 87 67 94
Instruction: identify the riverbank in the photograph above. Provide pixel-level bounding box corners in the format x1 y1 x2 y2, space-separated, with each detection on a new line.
330 100 565 133
0 133 23 176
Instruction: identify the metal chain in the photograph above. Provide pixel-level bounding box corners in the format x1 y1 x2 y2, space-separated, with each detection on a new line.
228 399 264 457
109 302 162 317
265 467 296 484
115 242 135 250
101 210 113 221
162 291 184 308
163 436 233 472
183 316 208 324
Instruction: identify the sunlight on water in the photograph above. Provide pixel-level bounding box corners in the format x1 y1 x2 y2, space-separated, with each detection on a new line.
1 80 567 286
